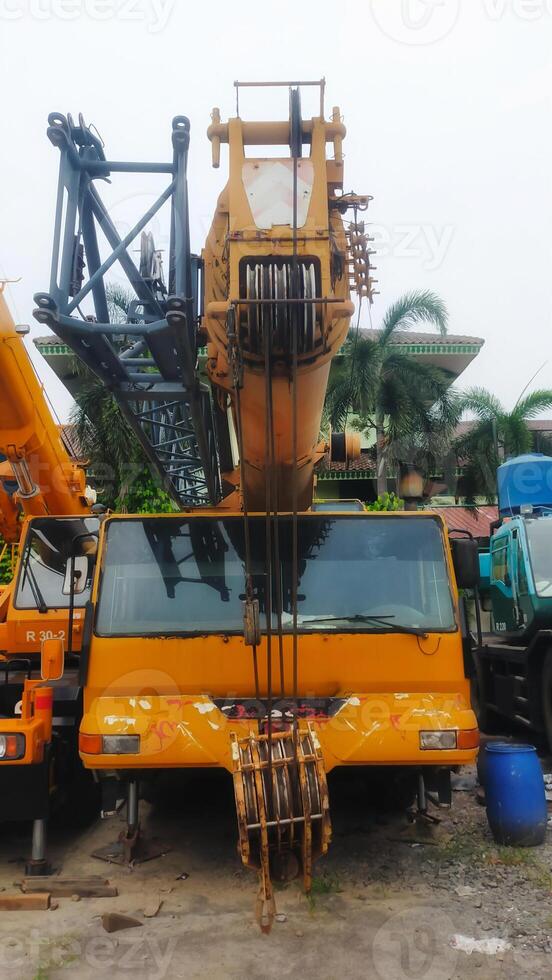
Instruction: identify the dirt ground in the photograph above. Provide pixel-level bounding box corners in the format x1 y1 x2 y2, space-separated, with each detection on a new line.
0 755 552 980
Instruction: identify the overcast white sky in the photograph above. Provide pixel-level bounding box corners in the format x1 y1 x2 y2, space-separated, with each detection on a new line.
1 0 551 420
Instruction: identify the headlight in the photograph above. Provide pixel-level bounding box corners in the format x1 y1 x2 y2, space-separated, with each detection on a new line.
101 735 140 755
0 733 26 760
419 730 457 750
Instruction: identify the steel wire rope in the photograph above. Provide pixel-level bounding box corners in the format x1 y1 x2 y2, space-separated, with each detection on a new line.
263 308 275 810
229 312 260 698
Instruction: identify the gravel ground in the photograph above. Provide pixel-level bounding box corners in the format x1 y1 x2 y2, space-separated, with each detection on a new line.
0 755 551 979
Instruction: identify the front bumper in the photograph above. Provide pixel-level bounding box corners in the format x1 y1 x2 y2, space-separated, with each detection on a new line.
80 692 478 772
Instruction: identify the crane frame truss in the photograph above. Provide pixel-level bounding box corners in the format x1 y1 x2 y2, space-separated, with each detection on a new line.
33 112 221 507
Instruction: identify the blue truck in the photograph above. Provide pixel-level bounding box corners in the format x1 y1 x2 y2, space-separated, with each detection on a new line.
473 454 552 746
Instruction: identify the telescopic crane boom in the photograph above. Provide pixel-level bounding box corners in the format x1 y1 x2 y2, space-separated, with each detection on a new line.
0 461 20 544
0 287 100 876
203 87 371 509
0 287 94 541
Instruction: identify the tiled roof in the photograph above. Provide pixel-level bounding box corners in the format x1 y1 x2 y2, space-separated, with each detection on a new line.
358 330 484 348
36 330 485 351
316 451 375 476
521 419 552 432
60 423 82 458
428 505 498 538
455 419 552 436
34 334 68 351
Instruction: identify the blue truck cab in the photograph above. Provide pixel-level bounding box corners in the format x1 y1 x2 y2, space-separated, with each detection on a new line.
486 512 552 642
480 454 552 643
473 455 552 744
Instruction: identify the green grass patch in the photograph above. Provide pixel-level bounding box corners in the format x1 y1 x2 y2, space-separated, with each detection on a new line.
310 872 343 896
438 832 552 892
492 846 534 867
306 872 343 911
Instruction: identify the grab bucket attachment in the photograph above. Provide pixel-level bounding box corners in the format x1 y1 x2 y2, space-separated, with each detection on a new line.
231 725 331 932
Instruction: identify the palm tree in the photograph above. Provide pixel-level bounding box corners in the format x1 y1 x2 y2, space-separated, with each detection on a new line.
455 387 552 502
70 371 140 508
326 290 454 495
70 284 173 512
383 391 462 486
105 284 135 324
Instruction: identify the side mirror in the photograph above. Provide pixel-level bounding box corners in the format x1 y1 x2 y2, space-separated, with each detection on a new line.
62 555 89 595
41 637 64 682
450 537 480 590
480 592 493 613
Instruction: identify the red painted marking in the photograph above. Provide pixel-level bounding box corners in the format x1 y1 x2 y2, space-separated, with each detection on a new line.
35 694 53 709
148 719 180 749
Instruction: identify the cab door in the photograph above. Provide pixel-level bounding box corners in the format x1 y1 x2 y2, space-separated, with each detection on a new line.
490 531 518 635
513 524 536 636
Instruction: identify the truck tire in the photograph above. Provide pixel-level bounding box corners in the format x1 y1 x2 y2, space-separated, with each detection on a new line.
56 766 101 829
470 653 499 735
365 767 417 811
541 651 552 752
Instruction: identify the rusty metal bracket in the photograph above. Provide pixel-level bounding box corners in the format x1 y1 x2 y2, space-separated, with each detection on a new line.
345 219 378 302
231 724 331 932
243 597 261 647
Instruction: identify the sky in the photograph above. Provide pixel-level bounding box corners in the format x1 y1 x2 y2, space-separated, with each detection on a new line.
1 0 551 421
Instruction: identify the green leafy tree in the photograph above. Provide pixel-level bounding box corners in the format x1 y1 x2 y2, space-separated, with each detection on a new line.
365 492 404 512
326 290 454 494
116 469 175 514
455 387 552 502
0 541 17 585
70 284 175 513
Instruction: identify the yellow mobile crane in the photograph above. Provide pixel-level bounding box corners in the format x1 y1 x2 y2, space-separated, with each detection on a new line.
34 85 479 927
0 284 97 657
0 286 99 871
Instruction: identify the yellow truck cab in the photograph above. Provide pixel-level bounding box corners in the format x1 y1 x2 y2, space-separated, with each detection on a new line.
0 515 100 872
79 509 478 783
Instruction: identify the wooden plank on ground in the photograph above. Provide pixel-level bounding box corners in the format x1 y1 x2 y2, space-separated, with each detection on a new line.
0 893 50 910
21 876 116 897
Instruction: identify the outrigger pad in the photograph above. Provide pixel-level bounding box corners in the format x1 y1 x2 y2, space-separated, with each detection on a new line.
231 724 331 933
25 859 53 878
92 828 170 867
394 812 449 846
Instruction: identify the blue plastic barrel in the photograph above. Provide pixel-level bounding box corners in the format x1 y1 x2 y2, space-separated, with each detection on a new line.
485 743 547 846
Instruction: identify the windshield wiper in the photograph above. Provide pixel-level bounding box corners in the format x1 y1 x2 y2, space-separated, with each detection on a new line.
304 613 428 637
21 542 48 615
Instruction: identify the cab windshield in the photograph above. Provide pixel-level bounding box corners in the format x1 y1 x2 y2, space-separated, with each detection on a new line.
95 515 455 636
15 517 100 610
525 518 552 597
